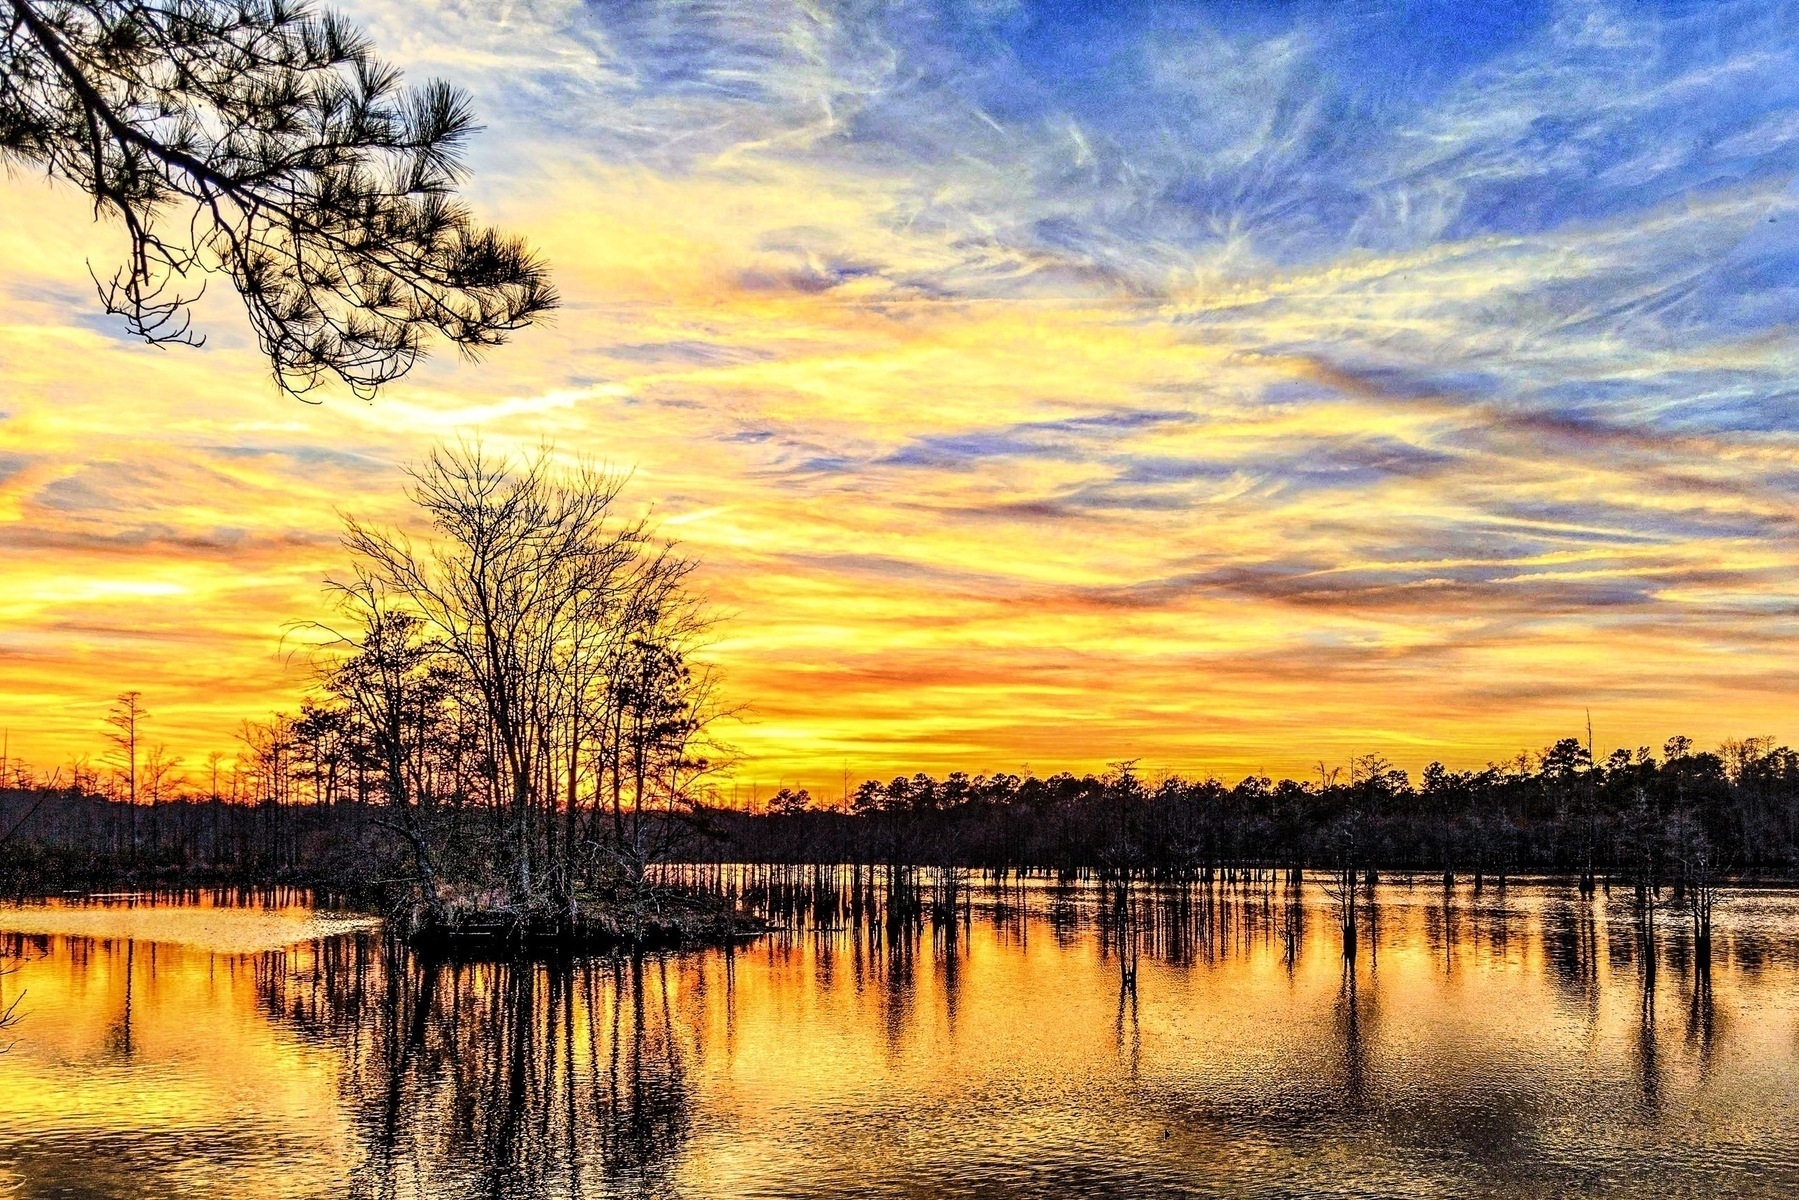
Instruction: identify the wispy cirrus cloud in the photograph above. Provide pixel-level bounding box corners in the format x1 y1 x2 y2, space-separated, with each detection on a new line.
4 1 1799 784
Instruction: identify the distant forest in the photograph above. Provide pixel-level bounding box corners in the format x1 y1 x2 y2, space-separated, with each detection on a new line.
706 736 1772 895
2 731 1793 900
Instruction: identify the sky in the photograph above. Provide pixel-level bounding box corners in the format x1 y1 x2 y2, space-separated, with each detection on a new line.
5 0 1799 794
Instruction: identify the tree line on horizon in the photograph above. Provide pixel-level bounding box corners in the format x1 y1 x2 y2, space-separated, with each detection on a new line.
4 722 1793 892
708 734 1780 896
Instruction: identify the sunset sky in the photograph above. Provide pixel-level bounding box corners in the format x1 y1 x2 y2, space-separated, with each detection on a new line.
4 0 1799 793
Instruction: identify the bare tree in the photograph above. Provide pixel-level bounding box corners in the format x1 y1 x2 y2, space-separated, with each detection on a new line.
101 689 145 805
342 445 627 896
600 544 731 886
101 690 145 856
142 742 182 804
1680 823 1721 973
316 583 449 926
140 740 182 856
0 0 555 396
322 442 727 932
1320 818 1360 963
236 712 298 866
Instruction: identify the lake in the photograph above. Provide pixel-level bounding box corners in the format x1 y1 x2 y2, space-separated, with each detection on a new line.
0 876 1795 1198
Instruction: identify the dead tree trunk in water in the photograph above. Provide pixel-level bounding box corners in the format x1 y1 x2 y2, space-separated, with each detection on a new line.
1325 818 1360 964
1687 835 1718 975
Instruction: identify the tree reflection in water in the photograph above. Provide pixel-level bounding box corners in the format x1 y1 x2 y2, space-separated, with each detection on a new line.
261 935 694 1200
6 879 1799 1198
1336 958 1373 1111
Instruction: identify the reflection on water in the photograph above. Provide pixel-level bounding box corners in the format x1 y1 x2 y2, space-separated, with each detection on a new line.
311 943 696 1199
3 877 1799 1197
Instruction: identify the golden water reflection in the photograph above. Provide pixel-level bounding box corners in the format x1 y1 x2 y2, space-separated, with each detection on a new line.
2 881 1798 1198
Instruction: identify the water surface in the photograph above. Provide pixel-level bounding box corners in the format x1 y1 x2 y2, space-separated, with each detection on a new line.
1 879 1795 1198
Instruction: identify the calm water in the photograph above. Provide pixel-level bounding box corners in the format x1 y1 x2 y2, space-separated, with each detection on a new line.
1 878 1796 1198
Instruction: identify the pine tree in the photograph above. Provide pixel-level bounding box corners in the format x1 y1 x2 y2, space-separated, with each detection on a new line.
1 0 555 397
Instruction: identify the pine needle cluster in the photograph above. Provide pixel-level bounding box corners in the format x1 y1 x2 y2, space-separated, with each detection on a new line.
1 0 556 396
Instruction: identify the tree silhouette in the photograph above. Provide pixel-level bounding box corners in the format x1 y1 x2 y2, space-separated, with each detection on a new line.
101 689 145 805
0 0 555 396
326 443 729 933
